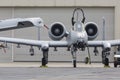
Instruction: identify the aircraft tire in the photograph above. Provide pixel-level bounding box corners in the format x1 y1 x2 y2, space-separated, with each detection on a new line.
73 60 76 68
85 57 89 64
42 58 46 66
114 62 117 68
104 58 109 66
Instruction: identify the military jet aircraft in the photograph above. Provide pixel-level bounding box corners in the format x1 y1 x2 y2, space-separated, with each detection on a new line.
0 8 119 68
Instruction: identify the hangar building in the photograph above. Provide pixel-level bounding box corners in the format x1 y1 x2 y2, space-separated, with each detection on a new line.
0 0 120 62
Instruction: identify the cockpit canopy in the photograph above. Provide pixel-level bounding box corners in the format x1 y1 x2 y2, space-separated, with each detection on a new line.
73 22 84 32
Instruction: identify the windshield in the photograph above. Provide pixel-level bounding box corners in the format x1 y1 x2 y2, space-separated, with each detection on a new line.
74 22 84 32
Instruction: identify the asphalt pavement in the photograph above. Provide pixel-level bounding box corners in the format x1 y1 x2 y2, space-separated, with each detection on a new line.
0 62 119 80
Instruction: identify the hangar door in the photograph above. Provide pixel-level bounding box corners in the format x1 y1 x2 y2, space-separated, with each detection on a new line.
0 7 114 62
0 8 13 62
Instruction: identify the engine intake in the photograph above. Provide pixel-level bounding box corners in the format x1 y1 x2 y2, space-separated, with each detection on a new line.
85 22 98 40
49 22 67 40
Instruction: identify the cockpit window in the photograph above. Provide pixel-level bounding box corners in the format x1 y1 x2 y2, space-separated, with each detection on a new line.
74 22 84 32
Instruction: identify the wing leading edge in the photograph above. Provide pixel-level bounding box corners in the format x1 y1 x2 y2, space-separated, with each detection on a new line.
0 37 68 48
88 40 120 47
0 37 120 48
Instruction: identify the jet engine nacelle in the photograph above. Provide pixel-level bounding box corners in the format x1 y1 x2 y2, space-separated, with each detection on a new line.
85 22 98 40
49 22 67 41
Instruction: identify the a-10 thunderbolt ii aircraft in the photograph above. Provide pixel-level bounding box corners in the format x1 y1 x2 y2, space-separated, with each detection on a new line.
0 8 119 68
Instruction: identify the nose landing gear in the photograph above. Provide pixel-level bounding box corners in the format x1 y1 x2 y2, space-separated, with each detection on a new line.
71 45 77 68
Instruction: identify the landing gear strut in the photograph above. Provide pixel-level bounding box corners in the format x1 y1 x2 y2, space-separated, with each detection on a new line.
41 48 49 67
102 51 110 67
71 45 77 68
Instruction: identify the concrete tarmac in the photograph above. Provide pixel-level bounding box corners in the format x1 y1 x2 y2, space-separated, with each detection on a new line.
0 62 119 80
0 62 115 67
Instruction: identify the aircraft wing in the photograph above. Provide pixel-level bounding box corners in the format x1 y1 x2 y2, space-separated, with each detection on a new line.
0 37 68 48
0 17 43 31
0 36 120 49
88 40 120 47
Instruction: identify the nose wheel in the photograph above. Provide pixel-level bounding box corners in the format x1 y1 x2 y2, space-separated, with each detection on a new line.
73 59 76 68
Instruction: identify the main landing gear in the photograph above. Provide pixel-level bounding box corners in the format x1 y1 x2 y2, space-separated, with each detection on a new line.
41 48 49 67
102 51 110 67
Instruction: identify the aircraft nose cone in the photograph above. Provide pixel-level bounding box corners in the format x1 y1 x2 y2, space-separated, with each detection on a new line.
76 39 86 50
79 39 83 42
